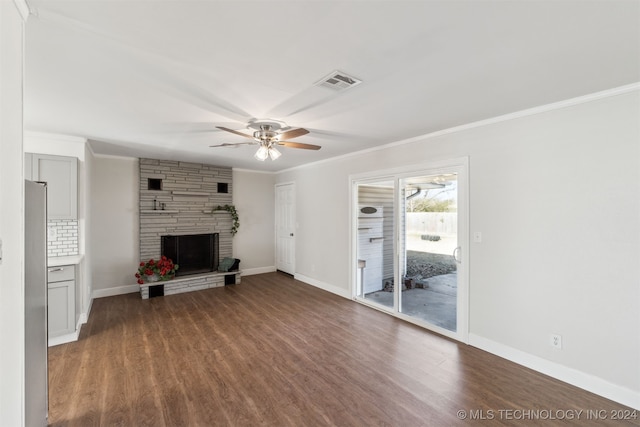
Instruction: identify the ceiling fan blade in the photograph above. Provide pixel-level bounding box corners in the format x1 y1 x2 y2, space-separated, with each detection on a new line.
279 141 321 150
216 126 255 139
209 142 256 148
278 128 309 140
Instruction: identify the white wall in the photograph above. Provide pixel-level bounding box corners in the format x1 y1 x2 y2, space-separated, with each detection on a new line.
276 88 640 408
284 165 351 292
0 1 28 424
89 155 139 296
232 169 276 274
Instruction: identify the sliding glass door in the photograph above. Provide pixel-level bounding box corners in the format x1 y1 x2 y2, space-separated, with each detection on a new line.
399 173 459 332
352 160 468 341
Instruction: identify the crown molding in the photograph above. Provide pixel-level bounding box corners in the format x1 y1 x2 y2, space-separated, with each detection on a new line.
13 0 30 21
277 82 640 175
90 152 138 161
25 131 87 144
232 167 276 175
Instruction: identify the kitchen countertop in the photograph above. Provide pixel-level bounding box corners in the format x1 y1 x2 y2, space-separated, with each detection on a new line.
48 255 83 267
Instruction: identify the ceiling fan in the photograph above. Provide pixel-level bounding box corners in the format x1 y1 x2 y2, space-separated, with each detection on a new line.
210 119 321 161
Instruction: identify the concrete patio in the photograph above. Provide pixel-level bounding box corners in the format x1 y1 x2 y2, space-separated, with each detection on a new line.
365 272 457 331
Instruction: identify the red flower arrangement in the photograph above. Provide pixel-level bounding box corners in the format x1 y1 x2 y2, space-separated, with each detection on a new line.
135 256 179 284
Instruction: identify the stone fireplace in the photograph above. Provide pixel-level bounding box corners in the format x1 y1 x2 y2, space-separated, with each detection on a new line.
139 158 232 261
138 159 240 299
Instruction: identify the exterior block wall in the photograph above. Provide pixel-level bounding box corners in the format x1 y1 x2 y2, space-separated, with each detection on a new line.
138 158 233 262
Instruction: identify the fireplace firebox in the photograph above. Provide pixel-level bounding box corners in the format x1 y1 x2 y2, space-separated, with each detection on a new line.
161 233 219 276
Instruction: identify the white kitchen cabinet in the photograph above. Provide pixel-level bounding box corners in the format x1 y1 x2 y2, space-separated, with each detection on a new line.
26 153 78 219
47 264 75 340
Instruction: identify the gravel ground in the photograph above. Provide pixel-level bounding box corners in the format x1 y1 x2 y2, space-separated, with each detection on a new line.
406 250 456 279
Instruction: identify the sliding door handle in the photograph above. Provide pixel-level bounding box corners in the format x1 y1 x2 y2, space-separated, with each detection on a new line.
453 246 461 263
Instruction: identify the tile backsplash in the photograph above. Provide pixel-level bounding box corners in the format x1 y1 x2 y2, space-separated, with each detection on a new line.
47 219 79 257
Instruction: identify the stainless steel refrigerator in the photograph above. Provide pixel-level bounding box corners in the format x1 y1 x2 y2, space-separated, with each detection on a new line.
24 180 48 426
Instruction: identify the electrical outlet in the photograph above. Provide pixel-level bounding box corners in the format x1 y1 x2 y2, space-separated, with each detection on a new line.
550 334 562 349
48 227 57 241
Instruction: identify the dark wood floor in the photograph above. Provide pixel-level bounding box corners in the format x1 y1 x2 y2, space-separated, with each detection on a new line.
48 272 638 426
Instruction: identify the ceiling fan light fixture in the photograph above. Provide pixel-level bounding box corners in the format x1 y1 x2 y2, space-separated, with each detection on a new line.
268 146 282 160
254 145 269 161
214 120 317 160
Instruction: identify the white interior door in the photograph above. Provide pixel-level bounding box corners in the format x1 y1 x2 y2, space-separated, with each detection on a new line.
275 183 295 275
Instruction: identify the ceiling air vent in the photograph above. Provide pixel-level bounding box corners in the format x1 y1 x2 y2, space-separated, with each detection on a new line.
316 70 362 91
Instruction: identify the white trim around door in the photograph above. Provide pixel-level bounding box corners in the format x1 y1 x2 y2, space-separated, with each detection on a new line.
350 157 469 343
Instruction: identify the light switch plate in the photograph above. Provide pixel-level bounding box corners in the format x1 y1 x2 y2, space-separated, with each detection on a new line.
473 231 482 243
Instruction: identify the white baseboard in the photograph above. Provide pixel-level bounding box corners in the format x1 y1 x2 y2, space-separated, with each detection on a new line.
469 333 640 410
242 266 277 276
48 329 79 347
48 303 92 347
81 297 92 324
92 284 140 299
294 274 351 299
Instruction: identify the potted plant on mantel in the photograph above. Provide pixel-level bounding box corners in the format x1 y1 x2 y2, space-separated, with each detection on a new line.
135 256 179 284
212 204 240 236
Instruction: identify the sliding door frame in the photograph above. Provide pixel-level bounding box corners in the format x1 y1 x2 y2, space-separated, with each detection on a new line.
350 157 469 343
